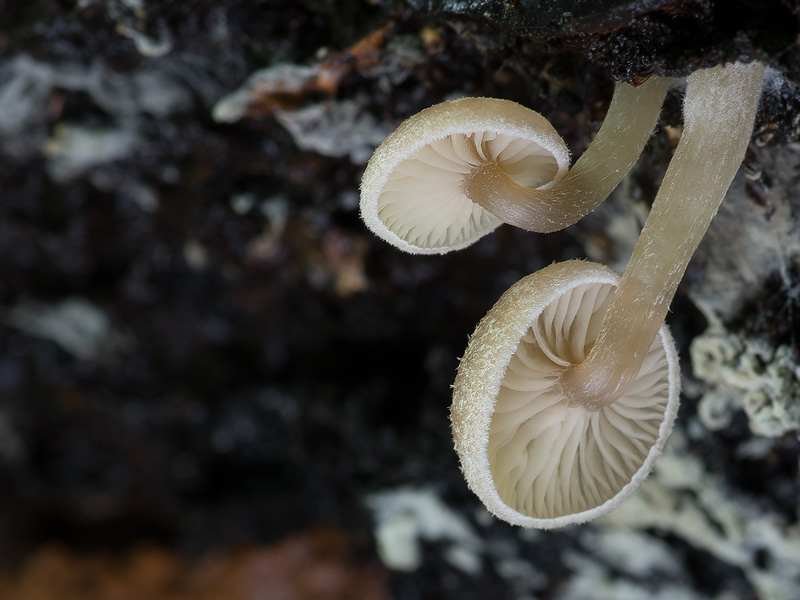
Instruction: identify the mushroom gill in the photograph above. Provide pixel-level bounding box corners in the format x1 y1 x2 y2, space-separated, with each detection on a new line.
451 261 680 528
379 127 561 249
360 97 570 254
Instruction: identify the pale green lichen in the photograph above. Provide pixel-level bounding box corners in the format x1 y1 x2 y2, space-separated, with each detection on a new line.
599 429 800 599
691 328 800 437
366 487 483 573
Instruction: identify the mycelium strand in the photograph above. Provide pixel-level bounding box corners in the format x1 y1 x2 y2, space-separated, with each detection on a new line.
559 61 766 411
464 76 672 233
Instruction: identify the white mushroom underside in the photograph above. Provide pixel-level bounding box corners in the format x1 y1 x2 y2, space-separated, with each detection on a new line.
489 281 671 520
377 132 558 250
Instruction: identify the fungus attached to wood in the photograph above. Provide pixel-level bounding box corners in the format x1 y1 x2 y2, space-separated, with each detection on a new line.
451 261 680 528
360 78 670 254
360 97 570 254
451 61 766 527
558 61 766 411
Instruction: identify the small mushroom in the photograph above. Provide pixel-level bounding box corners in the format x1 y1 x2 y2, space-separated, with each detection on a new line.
360 77 670 254
451 261 680 528
360 97 570 254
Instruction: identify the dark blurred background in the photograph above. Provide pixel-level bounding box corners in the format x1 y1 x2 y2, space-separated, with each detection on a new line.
1 1 800 598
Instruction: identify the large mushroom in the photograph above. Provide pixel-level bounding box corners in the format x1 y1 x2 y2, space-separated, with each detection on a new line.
360 77 670 254
451 61 766 527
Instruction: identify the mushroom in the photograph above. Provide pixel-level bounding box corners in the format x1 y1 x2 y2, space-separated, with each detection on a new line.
451 61 765 527
558 61 766 410
360 77 671 254
451 261 680 528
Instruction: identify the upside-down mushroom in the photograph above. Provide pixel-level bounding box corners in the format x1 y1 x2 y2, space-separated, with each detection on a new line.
451 261 680 528
360 77 670 254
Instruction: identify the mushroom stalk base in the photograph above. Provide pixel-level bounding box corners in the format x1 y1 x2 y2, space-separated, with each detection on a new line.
559 61 766 412
465 76 672 233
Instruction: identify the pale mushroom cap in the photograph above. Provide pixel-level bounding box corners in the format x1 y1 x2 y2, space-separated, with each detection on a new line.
359 97 570 254
451 261 680 528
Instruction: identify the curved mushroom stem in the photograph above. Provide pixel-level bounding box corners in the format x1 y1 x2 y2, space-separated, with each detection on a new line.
464 76 672 233
560 61 766 411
